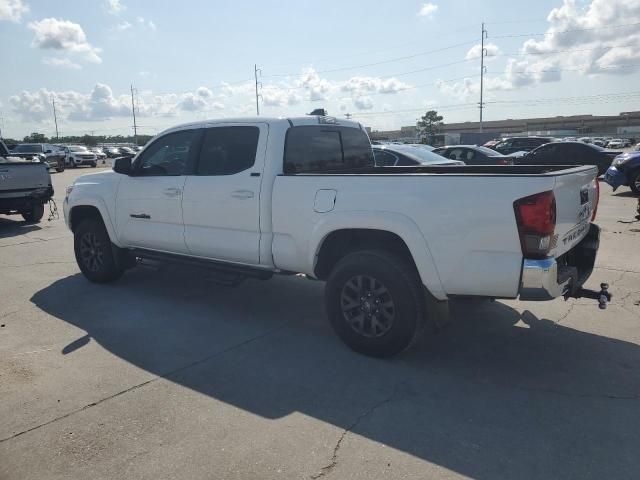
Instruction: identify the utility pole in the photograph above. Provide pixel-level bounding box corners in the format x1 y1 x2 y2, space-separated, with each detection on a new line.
130 84 138 145
479 22 487 133
52 98 59 140
254 64 261 116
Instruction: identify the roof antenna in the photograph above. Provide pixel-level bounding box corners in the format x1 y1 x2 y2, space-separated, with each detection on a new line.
308 108 327 116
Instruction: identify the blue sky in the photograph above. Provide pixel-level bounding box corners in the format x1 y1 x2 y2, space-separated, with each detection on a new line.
1 0 639 138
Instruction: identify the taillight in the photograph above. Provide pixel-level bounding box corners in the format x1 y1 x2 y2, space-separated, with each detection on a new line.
514 191 556 258
592 178 599 221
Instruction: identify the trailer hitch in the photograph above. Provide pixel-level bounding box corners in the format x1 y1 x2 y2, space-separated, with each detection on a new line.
566 283 612 309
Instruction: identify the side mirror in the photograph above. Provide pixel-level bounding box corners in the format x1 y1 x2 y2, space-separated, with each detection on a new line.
113 156 133 175
45 149 52 154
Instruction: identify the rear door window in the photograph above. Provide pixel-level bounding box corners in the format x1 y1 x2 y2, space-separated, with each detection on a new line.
197 126 259 175
284 126 373 173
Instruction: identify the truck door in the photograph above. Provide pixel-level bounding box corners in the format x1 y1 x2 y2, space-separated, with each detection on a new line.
115 128 201 254
182 123 267 265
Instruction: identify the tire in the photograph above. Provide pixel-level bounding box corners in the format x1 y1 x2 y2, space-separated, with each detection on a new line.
74 219 124 283
91 162 97 168
630 170 640 196
56 167 64 173
21 204 45 223
325 250 426 358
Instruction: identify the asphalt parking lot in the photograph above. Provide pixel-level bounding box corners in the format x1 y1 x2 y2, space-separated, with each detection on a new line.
1 167 639 480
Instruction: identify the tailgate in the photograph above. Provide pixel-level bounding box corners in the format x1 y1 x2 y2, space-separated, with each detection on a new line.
551 166 598 257
0 163 51 198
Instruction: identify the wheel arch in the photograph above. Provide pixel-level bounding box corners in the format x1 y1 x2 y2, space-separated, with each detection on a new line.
68 200 119 246
310 213 446 300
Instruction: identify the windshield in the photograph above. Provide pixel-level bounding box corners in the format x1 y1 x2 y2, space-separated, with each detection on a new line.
388 145 459 164
13 144 42 153
69 146 88 152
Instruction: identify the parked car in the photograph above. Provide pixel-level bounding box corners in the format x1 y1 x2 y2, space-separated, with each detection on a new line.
373 144 463 166
432 145 512 165
64 116 602 357
483 139 500 148
515 141 622 175
603 152 640 195
62 145 98 168
577 137 592 143
404 143 435 151
592 138 607 147
91 148 107 160
105 147 123 158
9 143 65 172
118 146 137 157
490 137 554 155
606 139 626 149
0 140 54 222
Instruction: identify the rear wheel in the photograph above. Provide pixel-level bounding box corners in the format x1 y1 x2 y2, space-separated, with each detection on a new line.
22 204 45 223
325 250 426 358
630 170 640 196
74 219 124 283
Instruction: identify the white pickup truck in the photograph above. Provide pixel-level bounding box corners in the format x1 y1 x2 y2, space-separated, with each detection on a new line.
64 116 601 357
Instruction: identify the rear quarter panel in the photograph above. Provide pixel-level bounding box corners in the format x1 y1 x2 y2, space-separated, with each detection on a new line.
272 173 558 299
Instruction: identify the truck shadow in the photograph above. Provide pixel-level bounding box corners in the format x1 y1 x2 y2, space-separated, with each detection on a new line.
31 266 640 479
0 217 41 238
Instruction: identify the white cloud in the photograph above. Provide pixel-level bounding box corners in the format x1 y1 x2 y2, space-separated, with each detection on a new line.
353 96 374 110
295 68 335 101
178 87 225 111
495 0 640 89
105 0 125 15
418 3 438 18
42 57 81 69
114 20 131 31
261 86 302 107
136 16 156 30
28 18 102 63
0 0 28 22
342 76 410 95
465 42 501 60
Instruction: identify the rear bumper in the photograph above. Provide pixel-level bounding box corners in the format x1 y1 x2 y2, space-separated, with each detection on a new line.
519 224 600 300
0 186 54 212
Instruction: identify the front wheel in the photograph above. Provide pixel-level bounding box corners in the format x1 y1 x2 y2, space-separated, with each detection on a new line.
90 162 97 168
630 170 640 196
325 250 426 358
74 219 124 283
22 204 45 223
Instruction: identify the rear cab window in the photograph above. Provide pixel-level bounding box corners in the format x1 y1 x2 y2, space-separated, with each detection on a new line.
284 126 374 173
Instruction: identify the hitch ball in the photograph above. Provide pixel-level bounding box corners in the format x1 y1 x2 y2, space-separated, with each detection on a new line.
598 283 612 310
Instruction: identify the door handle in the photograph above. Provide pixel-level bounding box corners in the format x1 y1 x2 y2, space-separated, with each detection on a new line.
163 187 182 197
130 213 151 219
230 190 254 199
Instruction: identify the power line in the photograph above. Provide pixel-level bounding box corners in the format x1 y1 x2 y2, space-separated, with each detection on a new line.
262 40 477 78
490 21 640 39
492 43 639 58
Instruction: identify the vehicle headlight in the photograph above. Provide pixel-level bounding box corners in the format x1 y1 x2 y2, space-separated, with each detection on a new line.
613 156 628 168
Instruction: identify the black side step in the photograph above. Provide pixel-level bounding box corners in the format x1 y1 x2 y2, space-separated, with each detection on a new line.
130 248 274 281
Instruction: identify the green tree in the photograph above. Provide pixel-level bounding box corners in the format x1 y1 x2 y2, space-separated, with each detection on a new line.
81 134 98 147
416 110 443 145
23 132 48 143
